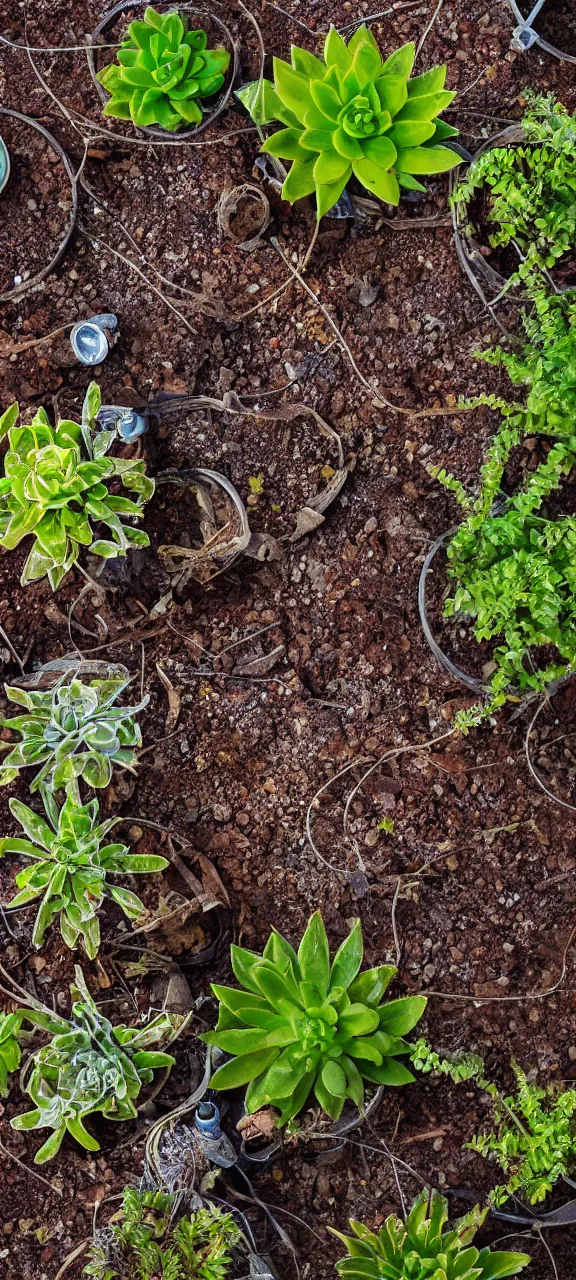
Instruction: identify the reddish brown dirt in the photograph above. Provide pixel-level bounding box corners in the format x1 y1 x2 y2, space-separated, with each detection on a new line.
1 2 576 1278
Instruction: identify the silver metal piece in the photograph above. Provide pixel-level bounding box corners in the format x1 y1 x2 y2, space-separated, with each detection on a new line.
0 135 9 195
70 312 118 366
505 0 576 62
98 404 147 440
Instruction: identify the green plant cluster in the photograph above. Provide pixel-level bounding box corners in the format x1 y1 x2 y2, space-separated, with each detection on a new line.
469 1064 576 1206
0 783 167 958
97 7 230 131
11 968 179 1163
84 1188 240 1280
201 911 426 1123
237 25 460 218
0 383 154 591
410 1037 486 1084
431 272 576 728
454 92 576 281
0 676 148 795
0 1010 23 1096
330 1189 530 1280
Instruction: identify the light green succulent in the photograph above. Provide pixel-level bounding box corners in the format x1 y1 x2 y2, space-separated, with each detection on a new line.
0 675 148 795
12 968 180 1163
201 911 426 1124
0 382 154 591
237 25 460 218
330 1190 531 1280
0 785 167 957
97 6 230 131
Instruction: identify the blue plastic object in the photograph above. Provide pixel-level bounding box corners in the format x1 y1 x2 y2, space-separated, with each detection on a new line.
0 136 9 195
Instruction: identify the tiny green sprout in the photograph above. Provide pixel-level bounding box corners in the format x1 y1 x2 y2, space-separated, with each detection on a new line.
11 967 181 1163
0 1010 24 1096
454 92 576 282
330 1189 530 1280
378 817 394 833
0 382 154 591
248 474 265 495
83 1188 240 1280
469 1064 576 1206
0 784 168 958
200 910 426 1124
0 675 148 795
97 7 230 131
237 26 460 218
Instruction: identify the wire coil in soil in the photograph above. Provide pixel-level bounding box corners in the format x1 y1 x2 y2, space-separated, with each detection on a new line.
418 529 487 697
505 0 576 63
0 108 78 305
88 1 240 142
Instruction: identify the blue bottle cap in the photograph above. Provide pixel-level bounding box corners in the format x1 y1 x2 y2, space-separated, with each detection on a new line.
0 136 10 195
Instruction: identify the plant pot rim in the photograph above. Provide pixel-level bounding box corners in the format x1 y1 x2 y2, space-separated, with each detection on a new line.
450 123 574 304
419 525 576 707
0 108 78 304
504 0 576 64
88 0 240 142
240 1082 385 1164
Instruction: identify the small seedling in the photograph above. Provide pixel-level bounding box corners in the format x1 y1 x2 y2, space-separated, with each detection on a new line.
237 25 460 218
410 1036 486 1084
97 6 230 131
469 1063 576 1205
200 910 426 1123
0 675 148 795
454 92 576 281
0 784 167 957
11 967 180 1163
83 1187 240 1280
0 382 154 590
431 270 576 728
330 1189 530 1279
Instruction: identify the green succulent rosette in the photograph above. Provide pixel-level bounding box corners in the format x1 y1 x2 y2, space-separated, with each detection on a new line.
11 968 179 1163
97 6 230 131
237 25 460 218
330 1190 531 1280
0 382 154 591
200 911 426 1124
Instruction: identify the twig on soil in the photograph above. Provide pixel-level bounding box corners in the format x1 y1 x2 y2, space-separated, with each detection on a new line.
0 323 74 359
525 693 576 815
423 924 576 1004
270 238 481 420
415 0 444 59
391 879 402 966
53 1240 90 1280
77 229 198 335
0 625 25 672
0 1138 61 1194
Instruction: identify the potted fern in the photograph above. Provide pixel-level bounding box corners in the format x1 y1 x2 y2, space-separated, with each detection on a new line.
451 93 576 303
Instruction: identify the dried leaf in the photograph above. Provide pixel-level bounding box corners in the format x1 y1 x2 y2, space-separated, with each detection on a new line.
237 1108 278 1140
196 853 231 909
156 663 181 731
233 644 286 677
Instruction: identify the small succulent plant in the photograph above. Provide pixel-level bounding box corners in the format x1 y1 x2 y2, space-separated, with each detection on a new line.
237 25 460 218
200 911 426 1123
330 1190 531 1280
12 967 180 1163
0 1010 23 1096
0 382 154 591
97 6 230 131
83 1187 240 1280
0 675 148 795
0 785 167 957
